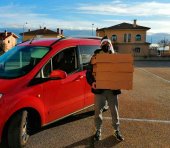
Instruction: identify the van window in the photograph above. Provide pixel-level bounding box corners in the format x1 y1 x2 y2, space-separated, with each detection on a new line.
41 46 79 78
53 47 78 74
79 45 100 69
0 46 50 79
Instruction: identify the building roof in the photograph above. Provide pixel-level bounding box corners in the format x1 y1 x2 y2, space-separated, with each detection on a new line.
20 27 60 36
97 22 150 31
0 32 19 40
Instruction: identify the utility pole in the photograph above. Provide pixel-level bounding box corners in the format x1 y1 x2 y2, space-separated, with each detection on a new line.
163 37 165 55
92 24 94 36
22 22 28 42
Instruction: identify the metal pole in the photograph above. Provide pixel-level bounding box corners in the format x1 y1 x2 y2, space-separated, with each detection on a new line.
22 22 27 42
163 37 165 55
92 24 94 36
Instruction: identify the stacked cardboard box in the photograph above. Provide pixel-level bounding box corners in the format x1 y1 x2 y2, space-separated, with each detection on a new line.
91 53 134 90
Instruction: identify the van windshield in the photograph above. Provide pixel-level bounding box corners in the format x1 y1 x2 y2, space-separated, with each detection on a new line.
0 46 50 79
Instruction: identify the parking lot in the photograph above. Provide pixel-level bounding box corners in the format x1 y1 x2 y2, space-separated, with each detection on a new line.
2 61 170 148
24 61 170 148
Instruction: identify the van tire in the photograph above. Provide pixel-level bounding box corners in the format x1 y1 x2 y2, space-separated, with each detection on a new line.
8 110 30 148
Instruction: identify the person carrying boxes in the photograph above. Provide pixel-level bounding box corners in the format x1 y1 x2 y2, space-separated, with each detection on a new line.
86 36 124 142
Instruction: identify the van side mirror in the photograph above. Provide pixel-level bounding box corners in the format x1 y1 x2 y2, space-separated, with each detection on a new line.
50 70 67 79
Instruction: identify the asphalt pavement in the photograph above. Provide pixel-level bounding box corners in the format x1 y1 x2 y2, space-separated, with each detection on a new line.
2 61 170 148
25 61 170 148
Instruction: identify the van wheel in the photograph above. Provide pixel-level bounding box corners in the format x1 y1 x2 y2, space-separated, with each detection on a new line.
8 111 30 148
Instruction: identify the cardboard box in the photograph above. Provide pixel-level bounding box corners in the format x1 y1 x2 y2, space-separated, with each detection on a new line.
91 53 133 64
93 63 133 73
93 72 133 81
92 53 134 90
95 80 133 90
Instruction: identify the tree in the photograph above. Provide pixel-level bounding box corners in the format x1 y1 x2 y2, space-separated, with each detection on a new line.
0 42 5 55
158 39 170 47
157 39 170 55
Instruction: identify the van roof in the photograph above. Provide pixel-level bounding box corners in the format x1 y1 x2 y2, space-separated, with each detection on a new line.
18 37 101 47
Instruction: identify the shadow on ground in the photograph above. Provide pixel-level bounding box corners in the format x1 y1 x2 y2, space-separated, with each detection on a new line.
42 110 94 131
0 110 95 148
64 135 120 148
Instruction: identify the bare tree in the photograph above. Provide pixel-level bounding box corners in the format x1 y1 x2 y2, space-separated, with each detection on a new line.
158 38 170 47
157 38 170 55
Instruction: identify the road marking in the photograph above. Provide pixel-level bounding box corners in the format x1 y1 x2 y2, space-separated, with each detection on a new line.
138 68 170 83
104 117 170 124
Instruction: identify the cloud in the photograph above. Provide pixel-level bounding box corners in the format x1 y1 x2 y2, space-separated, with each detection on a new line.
77 1 170 17
104 19 170 33
1 1 170 34
0 4 48 28
0 3 97 30
140 20 170 33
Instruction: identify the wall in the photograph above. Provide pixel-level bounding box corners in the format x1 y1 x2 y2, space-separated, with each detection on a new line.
23 34 60 41
100 29 147 43
3 36 17 52
117 44 149 56
96 28 149 57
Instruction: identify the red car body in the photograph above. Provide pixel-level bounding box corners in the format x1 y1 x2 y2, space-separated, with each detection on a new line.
0 37 100 144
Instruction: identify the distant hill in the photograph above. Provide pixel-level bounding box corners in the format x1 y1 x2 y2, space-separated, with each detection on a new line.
1 27 170 44
0 28 93 43
147 33 170 43
0 28 93 36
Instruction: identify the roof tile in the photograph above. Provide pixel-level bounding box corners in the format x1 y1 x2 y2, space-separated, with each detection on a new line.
97 22 150 31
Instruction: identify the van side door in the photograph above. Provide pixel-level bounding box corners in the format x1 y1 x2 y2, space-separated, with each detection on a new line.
40 46 85 123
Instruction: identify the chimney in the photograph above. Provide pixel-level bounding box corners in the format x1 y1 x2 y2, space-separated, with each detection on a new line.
61 29 63 35
57 28 59 34
4 30 7 36
44 27 47 30
133 19 137 27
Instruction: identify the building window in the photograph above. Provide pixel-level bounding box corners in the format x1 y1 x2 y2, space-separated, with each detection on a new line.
128 34 131 42
134 47 141 53
136 34 141 41
36 35 43 39
111 35 117 41
124 34 127 42
8 40 10 43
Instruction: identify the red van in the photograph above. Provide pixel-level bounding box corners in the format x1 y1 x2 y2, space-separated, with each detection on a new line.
0 37 100 147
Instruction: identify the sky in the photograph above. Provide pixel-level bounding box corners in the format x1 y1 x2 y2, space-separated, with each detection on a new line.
0 0 170 34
